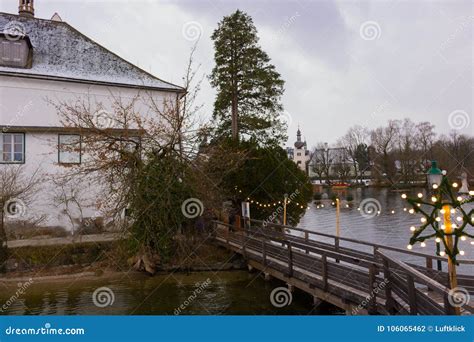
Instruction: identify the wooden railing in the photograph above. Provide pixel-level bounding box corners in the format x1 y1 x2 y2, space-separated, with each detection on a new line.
212 220 474 315
247 219 474 293
376 250 467 315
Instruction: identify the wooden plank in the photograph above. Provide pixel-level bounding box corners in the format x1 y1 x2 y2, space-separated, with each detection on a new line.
406 274 418 315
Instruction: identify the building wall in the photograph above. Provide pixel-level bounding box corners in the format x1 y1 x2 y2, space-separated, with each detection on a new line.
0 76 176 232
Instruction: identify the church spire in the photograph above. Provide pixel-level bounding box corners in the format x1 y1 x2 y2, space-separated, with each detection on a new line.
19 0 34 18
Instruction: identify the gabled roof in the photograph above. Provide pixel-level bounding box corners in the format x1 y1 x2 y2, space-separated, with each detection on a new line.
0 12 184 92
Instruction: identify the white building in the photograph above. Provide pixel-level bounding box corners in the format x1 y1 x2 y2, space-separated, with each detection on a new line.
287 128 310 173
0 1 183 232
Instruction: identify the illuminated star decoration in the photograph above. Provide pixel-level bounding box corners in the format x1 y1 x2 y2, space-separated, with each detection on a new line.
402 176 474 262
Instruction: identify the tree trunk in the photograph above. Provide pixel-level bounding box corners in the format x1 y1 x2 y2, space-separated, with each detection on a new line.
231 94 238 141
0 208 8 272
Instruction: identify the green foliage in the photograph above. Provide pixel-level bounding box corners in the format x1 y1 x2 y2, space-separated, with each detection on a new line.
210 10 286 146
127 153 194 262
222 141 312 225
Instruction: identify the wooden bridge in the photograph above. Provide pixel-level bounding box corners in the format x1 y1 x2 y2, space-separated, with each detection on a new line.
213 219 474 315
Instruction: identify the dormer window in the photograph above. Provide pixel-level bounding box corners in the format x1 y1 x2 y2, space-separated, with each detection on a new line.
0 35 33 68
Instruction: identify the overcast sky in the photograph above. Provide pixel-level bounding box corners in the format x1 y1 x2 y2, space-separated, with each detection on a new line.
1 0 472 147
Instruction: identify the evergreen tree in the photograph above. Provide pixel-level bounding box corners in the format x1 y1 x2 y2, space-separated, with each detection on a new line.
210 10 286 146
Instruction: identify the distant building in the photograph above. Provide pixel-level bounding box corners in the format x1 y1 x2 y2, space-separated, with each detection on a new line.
308 145 356 182
287 128 310 173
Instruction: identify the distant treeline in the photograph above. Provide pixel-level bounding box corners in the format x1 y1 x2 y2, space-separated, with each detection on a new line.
310 118 473 185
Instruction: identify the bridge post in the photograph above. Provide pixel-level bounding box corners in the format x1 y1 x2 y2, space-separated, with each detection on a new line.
367 264 377 314
382 258 395 313
406 274 418 315
287 242 293 277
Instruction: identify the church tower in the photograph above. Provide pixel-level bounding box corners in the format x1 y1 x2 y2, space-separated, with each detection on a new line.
19 0 34 18
293 127 310 173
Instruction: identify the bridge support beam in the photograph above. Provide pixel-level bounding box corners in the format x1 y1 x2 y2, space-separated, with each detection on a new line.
313 296 323 307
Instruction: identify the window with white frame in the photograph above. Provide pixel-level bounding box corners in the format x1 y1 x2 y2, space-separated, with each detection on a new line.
1 133 24 163
58 134 81 164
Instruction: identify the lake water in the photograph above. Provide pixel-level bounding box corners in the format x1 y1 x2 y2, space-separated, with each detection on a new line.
0 189 471 315
298 187 473 270
0 271 337 315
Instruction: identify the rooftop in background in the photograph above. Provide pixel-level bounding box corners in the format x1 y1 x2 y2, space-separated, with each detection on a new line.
0 12 183 92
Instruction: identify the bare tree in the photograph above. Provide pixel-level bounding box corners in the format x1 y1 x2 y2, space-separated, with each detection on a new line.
0 165 42 269
338 125 369 183
370 120 400 184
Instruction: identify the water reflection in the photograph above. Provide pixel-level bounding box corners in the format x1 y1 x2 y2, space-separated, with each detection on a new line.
298 188 473 272
0 271 330 315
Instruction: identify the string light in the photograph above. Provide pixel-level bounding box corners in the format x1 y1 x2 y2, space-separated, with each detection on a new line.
407 244 413 250
401 194 407 199
401 174 474 262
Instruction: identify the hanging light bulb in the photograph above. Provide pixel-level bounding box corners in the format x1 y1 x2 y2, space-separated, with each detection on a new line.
401 194 407 199
435 237 441 243
431 196 437 202
440 208 446 214
440 251 446 257
409 209 415 214
420 242 426 247
403 208 407 212
435 217 441 222
417 193 423 198
461 236 467 241
456 196 463 201
433 184 439 189
469 190 474 196
420 217 427 223
391 210 395 214
441 224 446 230
407 244 413 250
450 209 456 214
456 216 463 222
410 226 416 232
452 182 458 188
459 250 465 256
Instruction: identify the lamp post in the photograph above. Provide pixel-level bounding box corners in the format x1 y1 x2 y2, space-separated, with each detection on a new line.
427 161 443 271
283 193 288 225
